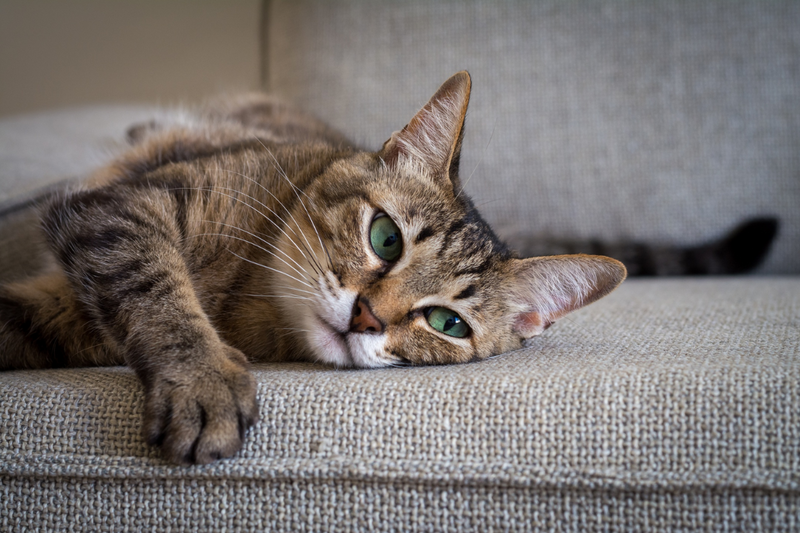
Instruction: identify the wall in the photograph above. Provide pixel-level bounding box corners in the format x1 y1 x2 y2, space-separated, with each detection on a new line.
0 0 262 117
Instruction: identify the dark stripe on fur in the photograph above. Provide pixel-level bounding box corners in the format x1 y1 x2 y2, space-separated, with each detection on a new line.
94 294 124 327
682 248 708 275
73 227 138 253
415 226 435 244
115 175 194 242
68 188 120 211
169 186 191 242
117 209 174 242
454 284 476 299
454 257 493 277
122 140 260 180
0 294 69 368
438 220 466 257
88 260 147 286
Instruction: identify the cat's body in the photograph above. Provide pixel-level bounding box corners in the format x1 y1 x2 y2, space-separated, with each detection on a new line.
0 72 776 465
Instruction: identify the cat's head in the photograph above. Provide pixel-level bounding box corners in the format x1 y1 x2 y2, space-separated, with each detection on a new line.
274 72 626 368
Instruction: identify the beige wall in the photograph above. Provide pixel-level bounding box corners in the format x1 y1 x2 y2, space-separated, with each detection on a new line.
0 1 262 117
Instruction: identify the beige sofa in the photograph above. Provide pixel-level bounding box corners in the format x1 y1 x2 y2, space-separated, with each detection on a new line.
2 1 799 530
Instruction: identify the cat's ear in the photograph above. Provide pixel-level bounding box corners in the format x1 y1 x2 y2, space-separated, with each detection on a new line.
380 71 471 185
506 255 627 338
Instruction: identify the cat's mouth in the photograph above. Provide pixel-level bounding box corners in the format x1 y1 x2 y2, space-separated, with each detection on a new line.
311 314 353 367
310 313 392 369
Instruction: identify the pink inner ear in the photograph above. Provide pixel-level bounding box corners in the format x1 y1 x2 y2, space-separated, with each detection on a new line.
513 310 550 338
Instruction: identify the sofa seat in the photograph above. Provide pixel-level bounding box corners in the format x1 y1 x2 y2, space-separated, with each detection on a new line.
3 278 798 531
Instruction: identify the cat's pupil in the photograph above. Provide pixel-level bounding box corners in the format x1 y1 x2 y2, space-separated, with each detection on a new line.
369 214 403 262
425 307 470 338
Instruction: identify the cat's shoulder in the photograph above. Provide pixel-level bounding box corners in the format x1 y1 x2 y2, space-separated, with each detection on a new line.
126 93 351 150
86 93 353 189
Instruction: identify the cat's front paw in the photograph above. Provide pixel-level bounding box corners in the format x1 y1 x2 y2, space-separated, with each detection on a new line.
142 343 259 465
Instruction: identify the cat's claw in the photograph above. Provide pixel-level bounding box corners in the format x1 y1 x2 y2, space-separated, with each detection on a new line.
142 343 259 465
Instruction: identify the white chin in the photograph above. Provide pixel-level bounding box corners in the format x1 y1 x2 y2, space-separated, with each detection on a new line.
346 334 390 369
306 316 391 369
308 321 352 367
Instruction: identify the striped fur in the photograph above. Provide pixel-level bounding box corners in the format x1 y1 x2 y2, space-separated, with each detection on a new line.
0 72 627 464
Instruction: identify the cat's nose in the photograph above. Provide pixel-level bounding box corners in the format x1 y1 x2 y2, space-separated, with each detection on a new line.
350 298 383 334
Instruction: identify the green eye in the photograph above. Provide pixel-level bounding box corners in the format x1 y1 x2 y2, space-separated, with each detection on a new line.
370 214 403 262
425 307 470 338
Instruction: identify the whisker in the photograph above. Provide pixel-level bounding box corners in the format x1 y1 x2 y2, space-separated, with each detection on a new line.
222 246 316 290
202 221 315 283
209 184 323 274
76 342 111 366
472 197 508 209
456 115 497 200
194 232 314 285
269 284 318 297
274 329 308 341
220 170 326 275
223 170 306 241
171 186 322 277
261 146 323 250
76 342 107 355
274 327 312 340
252 136 333 268
238 293 313 301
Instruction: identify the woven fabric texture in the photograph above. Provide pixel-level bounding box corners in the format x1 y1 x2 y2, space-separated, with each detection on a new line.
1 2 799 528
3 278 799 530
265 0 800 274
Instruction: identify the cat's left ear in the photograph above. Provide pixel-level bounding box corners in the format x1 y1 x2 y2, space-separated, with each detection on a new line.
506 255 627 339
380 71 471 187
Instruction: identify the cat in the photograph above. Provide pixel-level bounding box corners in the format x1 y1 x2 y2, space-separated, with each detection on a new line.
0 71 776 465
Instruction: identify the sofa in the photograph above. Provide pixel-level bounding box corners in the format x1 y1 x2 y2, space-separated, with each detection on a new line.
2 1 798 530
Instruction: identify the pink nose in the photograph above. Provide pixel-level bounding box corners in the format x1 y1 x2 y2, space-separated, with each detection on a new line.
350 299 383 333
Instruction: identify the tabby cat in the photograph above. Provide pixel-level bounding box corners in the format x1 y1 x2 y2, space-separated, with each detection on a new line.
0 72 775 465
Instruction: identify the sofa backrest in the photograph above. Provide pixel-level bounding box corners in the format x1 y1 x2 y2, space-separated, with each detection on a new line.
263 0 800 274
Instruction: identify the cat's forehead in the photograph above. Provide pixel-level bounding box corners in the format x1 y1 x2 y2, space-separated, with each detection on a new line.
317 154 511 269
390 164 506 251
367 159 510 274
317 156 456 220
372 160 458 218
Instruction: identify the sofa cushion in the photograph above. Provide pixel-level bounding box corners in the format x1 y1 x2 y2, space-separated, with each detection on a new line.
0 105 160 209
3 278 799 529
264 0 800 274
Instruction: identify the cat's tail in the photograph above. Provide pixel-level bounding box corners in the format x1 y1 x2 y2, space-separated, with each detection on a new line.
506 217 779 276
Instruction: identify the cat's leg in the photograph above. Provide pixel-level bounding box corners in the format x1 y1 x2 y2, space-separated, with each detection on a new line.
0 272 118 370
40 185 259 465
